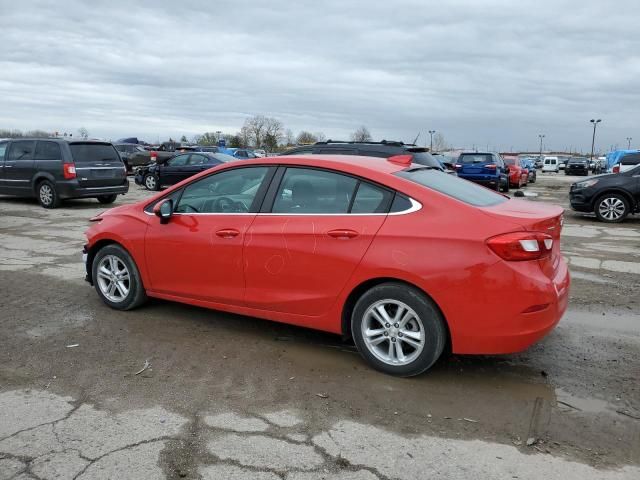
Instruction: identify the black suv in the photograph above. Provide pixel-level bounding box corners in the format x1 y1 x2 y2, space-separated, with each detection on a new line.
569 165 640 222
280 140 445 170
0 138 128 208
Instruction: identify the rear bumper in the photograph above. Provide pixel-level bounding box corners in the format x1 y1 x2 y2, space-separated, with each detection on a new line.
450 257 570 355
57 180 129 199
458 174 500 187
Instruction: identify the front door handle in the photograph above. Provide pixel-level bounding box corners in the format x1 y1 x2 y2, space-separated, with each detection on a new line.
327 229 359 239
216 228 240 239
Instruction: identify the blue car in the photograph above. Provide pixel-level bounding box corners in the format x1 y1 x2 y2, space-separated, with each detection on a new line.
455 152 509 192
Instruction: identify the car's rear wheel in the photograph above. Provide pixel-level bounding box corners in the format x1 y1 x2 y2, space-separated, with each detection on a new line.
92 244 147 310
351 283 446 376
144 174 159 191
97 194 118 204
595 194 629 223
37 180 60 209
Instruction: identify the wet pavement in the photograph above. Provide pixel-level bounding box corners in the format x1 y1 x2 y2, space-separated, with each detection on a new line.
0 174 639 479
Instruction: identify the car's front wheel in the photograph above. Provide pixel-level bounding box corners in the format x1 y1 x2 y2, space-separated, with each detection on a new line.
97 194 118 204
144 174 159 191
92 244 147 310
595 194 629 223
351 283 447 377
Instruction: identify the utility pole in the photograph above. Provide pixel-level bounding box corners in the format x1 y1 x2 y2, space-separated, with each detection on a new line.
626 137 632 149
428 130 436 152
538 134 545 161
590 119 601 161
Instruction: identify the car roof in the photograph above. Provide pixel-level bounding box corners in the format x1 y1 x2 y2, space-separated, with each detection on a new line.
4 138 112 145
236 154 408 176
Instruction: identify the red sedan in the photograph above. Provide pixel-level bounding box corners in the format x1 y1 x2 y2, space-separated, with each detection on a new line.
84 155 569 376
504 156 529 188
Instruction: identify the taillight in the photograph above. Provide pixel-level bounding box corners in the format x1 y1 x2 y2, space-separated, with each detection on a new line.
150 151 158 161
486 232 554 261
612 164 620 173
455 164 462 169
485 164 497 169
63 163 76 179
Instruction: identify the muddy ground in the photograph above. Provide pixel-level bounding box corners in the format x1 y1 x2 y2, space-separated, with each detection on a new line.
0 172 638 479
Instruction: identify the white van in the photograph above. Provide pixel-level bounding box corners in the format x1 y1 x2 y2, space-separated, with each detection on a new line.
542 156 559 172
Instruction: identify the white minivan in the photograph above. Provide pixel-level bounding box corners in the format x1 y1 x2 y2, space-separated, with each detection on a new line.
542 156 559 172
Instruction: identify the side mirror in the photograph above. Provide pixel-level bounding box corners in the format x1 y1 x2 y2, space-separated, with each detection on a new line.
153 199 174 224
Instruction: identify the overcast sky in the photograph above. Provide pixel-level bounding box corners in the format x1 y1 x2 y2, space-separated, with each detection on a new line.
1 0 638 152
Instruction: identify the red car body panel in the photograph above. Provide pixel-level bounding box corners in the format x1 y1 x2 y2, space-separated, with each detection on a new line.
504 156 528 188
85 155 569 355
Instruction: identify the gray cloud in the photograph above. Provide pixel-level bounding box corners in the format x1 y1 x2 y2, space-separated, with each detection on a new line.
1 0 638 151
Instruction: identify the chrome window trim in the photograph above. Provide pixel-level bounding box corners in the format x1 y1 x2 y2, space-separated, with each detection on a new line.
143 198 422 216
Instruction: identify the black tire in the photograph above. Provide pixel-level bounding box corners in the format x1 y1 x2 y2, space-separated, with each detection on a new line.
37 180 61 209
92 244 147 310
530 173 536 184
351 282 447 377
144 174 160 191
594 193 629 223
97 194 118 204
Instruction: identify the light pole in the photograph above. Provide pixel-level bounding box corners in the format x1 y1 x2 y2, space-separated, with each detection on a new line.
626 137 632 149
428 130 436 152
538 134 545 161
590 119 601 162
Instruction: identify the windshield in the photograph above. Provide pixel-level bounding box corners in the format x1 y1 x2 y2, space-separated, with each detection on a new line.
405 150 442 169
459 154 493 164
396 168 508 207
569 158 588 164
212 153 236 163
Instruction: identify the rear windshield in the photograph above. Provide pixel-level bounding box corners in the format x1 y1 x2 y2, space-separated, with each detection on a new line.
70 143 121 163
459 154 493 164
396 168 507 207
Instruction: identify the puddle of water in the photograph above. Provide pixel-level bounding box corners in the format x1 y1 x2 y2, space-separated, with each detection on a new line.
561 309 640 333
555 388 613 414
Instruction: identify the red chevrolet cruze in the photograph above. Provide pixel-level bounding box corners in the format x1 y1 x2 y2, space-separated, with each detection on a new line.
84 154 569 376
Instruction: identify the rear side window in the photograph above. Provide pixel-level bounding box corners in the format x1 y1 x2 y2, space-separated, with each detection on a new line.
396 168 507 207
459 154 493 164
35 141 61 160
7 141 36 161
69 143 121 163
351 182 392 213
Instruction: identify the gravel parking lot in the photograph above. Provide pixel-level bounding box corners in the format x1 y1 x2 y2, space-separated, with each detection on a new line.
1 173 638 479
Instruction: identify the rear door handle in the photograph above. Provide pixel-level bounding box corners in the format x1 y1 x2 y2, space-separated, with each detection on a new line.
216 228 240 238
327 229 359 239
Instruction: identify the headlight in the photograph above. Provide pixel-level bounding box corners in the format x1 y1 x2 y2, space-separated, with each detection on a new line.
575 179 598 188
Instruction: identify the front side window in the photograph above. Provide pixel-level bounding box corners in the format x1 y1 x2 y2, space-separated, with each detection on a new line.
272 168 357 214
0 141 7 159
396 168 507 207
175 167 268 214
35 141 61 160
168 155 189 166
7 141 35 161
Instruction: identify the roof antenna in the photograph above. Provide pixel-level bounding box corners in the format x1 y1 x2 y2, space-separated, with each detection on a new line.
412 132 420 145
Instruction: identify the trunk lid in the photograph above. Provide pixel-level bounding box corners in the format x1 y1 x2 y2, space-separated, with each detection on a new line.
481 199 564 279
70 142 126 187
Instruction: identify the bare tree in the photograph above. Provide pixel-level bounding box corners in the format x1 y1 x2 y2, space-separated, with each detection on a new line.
315 132 327 142
78 127 89 140
296 131 317 144
242 115 284 147
197 132 218 145
432 132 450 152
284 129 295 146
350 126 372 142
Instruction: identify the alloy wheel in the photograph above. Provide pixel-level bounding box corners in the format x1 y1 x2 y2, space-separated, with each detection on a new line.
361 299 425 366
145 175 157 190
39 184 53 205
96 255 130 303
598 197 626 221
